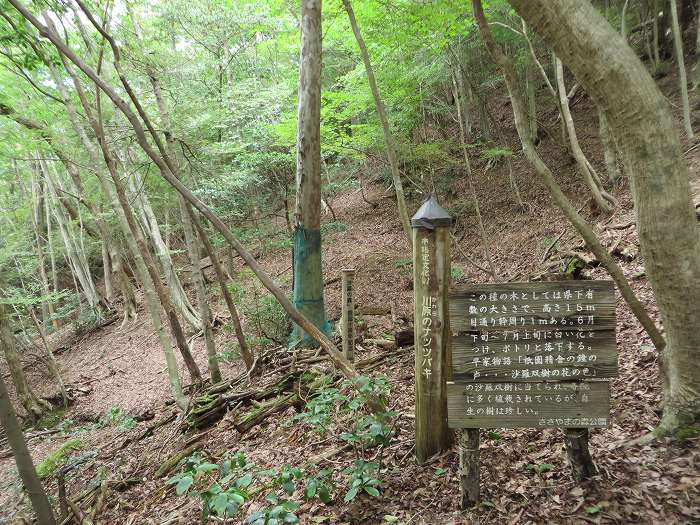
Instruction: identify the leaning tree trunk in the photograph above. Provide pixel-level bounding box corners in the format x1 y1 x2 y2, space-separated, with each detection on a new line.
194 218 255 373
507 0 700 435
473 0 666 353
554 57 616 213
342 0 413 247
0 303 51 421
451 74 498 279
28 308 68 406
127 166 202 330
0 370 56 525
181 201 221 383
670 0 694 137
290 0 329 348
44 172 100 309
48 47 192 408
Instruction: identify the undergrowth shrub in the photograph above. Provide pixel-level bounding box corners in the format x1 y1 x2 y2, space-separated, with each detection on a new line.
166 375 396 520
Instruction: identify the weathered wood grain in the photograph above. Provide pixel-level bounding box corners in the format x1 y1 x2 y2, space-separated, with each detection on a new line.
451 329 617 381
447 381 610 428
449 280 615 332
413 224 452 462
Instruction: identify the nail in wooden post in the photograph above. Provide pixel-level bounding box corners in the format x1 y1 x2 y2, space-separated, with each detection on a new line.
412 193 453 463
341 268 356 362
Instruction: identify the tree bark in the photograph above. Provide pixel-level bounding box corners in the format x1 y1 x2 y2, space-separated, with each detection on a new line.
598 107 623 184
342 0 413 247
181 202 221 383
291 0 329 348
0 368 56 525
451 74 498 278
507 0 700 434
27 307 68 406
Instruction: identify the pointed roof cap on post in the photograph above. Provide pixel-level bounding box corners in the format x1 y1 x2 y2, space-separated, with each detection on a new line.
411 193 453 229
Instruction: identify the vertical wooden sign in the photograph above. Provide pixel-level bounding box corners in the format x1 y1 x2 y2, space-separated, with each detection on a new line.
341 268 356 362
412 194 453 463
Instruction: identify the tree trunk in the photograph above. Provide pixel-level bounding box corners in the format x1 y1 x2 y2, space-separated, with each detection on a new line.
693 0 700 90
194 218 255 373
181 202 221 383
473 0 666 354
0 369 56 525
342 0 412 247
27 307 68 406
670 0 694 137
48 47 192 409
451 74 498 279
291 0 329 348
127 166 202 330
598 107 623 184
555 57 616 213
507 0 700 434
44 171 100 309
0 303 51 421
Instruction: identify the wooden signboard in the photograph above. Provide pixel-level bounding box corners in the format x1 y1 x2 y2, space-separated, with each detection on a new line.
447 281 617 429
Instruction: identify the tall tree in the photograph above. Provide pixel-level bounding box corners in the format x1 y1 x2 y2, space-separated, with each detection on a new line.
507 0 700 437
341 0 412 247
0 366 56 525
669 0 694 137
290 0 329 347
0 302 51 421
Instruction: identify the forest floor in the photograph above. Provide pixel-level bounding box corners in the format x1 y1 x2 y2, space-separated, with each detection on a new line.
1 73 700 525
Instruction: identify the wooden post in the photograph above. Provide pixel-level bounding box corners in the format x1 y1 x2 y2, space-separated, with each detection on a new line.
341 268 356 362
412 193 453 463
564 428 597 480
459 429 480 508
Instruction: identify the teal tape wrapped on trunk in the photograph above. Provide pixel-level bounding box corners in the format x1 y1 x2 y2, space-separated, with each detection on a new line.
289 226 330 347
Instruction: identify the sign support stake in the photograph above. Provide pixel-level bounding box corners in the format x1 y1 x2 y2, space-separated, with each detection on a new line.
340 268 356 363
459 428 480 508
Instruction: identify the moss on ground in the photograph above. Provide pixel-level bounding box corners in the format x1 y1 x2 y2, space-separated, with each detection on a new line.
36 438 82 479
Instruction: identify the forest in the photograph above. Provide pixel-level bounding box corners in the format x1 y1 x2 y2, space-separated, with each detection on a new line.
0 0 698 523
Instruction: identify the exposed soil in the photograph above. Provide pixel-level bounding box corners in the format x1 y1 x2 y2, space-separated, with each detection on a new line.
1 65 699 525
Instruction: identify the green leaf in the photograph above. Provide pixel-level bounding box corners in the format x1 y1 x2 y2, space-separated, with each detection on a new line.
305 479 318 499
344 486 359 502
586 505 602 515
210 493 229 516
538 463 555 473
236 473 253 489
480 500 496 508
364 486 380 497
383 516 400 523
196 462 219 473
175 476 193 495
282 479 295 495
318 485 332 504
